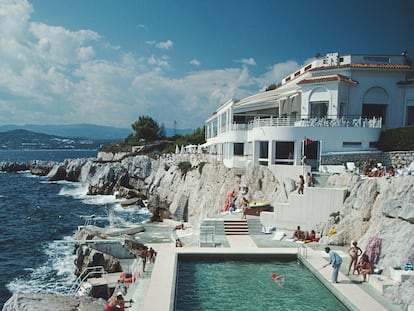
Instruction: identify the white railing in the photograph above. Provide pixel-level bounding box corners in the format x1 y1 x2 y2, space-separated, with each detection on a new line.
230 123 248 131
130 258 143 282
248 116 296 129
297 244 308 258
247 116 382 130
69 266 106 296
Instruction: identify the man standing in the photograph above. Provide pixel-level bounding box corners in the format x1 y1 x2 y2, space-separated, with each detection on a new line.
322 247 343 283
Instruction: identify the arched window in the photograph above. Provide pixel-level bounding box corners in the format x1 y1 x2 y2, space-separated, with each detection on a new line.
362 87 389 124
309 87 330 118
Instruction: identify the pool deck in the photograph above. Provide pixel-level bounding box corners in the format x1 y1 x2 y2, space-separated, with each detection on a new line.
124 215 401 311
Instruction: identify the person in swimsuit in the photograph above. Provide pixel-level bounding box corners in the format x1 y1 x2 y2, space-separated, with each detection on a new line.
297 175 304 194
357 253 373 282
241 197 249 220
105 292 125 311
347 241 362 275
271 272 286 287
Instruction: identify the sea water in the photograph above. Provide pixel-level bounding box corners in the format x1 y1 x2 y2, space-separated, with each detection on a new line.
0 150 151 307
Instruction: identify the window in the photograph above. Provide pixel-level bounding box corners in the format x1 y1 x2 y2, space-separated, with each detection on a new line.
339 103 346 118
275 141 294 165
220 112 227 133
310 102 328 118
343 142 362 147
362 104 387 124
211 119 218 137
259 141 268 159
234 143 244 156
407 106 414 126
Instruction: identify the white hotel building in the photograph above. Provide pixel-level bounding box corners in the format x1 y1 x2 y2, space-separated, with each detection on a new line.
204 52 414 174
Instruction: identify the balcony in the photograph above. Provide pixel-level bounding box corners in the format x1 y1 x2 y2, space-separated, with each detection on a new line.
246 116 382 130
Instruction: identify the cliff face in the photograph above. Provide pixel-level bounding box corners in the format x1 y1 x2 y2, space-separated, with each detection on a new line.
42 156 414 265
26 155 414 309
147 160 285 228
324 174 414 267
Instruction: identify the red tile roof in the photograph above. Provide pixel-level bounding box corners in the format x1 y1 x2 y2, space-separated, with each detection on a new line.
298 74 358 85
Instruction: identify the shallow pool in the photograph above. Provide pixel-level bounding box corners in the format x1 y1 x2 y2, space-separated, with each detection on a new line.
175 255 348 311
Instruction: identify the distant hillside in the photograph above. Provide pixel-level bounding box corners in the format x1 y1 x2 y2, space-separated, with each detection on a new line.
0 129 115 150
0 124 132 140
0 124 194 140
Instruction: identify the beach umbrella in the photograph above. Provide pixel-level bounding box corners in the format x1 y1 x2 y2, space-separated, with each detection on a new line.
180 145 185 154
175 145 179 154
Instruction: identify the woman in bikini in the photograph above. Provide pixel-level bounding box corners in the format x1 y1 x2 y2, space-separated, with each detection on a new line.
347 241 362 275
357 254 373 282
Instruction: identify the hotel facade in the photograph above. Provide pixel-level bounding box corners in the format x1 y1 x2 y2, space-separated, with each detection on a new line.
204 52 414 173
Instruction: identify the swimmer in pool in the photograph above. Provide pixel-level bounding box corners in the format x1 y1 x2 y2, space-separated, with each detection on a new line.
271 272 286 287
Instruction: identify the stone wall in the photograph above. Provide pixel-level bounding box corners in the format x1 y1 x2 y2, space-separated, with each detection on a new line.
322 151 414 169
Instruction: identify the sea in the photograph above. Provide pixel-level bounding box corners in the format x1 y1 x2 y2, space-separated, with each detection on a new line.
0 150 151 308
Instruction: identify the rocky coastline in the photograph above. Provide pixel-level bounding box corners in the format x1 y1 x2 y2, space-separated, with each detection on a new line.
1 154 414 310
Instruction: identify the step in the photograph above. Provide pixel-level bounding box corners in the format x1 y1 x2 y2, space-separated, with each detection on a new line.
224 220 249 235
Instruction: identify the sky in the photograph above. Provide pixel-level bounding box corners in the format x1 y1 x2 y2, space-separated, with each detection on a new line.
0 0 413 131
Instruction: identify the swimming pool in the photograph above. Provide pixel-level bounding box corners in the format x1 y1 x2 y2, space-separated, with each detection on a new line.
174 254 348 311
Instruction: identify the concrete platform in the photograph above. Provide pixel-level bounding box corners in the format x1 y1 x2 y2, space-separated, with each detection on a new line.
140 234 392 311
114 216 403 311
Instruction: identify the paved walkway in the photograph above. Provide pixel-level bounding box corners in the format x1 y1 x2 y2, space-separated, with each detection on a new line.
125 219 400 311
226 235 257 248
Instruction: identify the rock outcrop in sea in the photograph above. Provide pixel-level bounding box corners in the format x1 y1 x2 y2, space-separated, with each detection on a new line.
1 154 413 310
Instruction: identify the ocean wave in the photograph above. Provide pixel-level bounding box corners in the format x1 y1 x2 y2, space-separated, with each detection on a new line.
6 235 77 295
58 182 120 206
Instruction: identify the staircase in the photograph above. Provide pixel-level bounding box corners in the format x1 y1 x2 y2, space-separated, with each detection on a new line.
224 219 249 235
312 172 331 187
246 217 262 235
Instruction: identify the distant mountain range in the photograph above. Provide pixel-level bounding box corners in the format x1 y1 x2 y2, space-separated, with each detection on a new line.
0 124 132 140
0 124 195 140
0 129 115 150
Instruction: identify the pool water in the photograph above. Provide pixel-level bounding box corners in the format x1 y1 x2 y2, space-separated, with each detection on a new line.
175 256 348 311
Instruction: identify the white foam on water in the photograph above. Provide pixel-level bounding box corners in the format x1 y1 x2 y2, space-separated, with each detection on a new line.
58 182 119 206
7 235 77 295
19 171 36 177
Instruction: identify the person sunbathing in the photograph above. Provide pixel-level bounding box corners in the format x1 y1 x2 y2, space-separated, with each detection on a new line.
293 225 304 240
173 223 185 230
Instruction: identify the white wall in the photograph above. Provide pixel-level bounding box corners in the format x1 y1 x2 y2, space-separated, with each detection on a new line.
262 187 347 232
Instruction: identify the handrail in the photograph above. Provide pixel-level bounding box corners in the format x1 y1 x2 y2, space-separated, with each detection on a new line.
130 258 143 282
69 265 106 296
297 244 308 259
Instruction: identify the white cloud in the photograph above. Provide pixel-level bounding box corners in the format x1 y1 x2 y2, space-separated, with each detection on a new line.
155 39 173 50
238 57 256 66
146 39 173 50
148 54 170 68
0 0 301 129
256 60 300 90
189 59 201 66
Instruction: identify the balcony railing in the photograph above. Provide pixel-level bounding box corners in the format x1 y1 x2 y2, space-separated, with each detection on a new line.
207 115 382 139
246 116 382 130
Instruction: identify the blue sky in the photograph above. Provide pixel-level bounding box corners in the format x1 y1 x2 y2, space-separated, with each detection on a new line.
0 0 413 130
